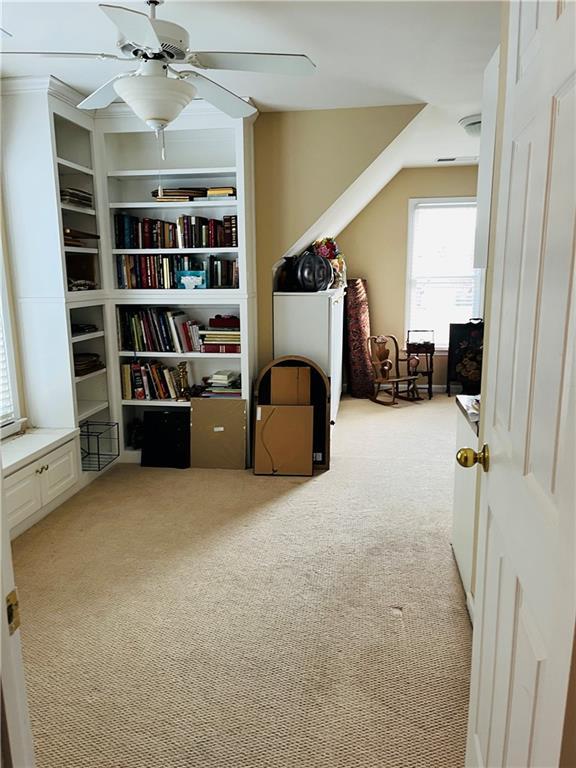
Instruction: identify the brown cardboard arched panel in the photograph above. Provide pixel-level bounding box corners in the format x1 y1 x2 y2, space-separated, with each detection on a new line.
255 356 331 471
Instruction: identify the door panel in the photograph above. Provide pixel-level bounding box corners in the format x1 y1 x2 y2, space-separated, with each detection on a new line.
4 463 42 528
40 441 78 505
466 2 575 765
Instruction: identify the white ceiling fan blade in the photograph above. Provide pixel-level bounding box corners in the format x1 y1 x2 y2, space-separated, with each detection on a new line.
179 71 256 119
189 52 316 76
0 51 130 61
77 72 134 110
99 4 161 52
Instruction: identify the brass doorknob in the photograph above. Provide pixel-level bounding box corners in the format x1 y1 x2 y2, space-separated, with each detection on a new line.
456 444 490 472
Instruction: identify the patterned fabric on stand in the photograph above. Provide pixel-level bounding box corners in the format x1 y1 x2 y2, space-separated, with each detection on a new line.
344 278 374 398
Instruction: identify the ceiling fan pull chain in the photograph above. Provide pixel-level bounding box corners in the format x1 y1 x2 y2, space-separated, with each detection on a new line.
155 126 166 163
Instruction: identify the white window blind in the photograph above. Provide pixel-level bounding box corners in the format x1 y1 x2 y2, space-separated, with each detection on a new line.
0 302 16 428
407 200 481 349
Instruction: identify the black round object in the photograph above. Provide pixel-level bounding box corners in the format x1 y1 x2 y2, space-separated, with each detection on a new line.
273 251 333 292
294 249 333 292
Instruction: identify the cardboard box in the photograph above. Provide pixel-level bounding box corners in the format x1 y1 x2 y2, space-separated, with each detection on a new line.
254 405 313 476
190 398 246 469
270 367 311 405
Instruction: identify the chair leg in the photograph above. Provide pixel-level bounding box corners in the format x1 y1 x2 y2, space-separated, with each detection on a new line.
428 374 433 400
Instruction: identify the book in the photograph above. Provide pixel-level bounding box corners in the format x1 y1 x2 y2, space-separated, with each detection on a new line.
130 362 146 400
207 187 236 197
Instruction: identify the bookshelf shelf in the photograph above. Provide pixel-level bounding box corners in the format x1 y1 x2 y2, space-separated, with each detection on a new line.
109 200 237 210
121 399 191 408
108 167 236 180
112 248 238 255
57 157 94 176
66 290 107 303
75 368 107 384
77 399 109 421
112 289 243 302
65 246 99 254
61 202 97 216
72 331 105 343
118 351 241 359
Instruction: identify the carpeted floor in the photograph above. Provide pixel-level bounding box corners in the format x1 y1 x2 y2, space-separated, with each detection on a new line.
13 396 472 768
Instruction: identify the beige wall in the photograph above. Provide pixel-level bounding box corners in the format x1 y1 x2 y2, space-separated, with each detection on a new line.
254 104 423 367
337 165 479 384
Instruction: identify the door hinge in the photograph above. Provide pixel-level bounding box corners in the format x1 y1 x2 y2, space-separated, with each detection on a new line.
6 588 21 635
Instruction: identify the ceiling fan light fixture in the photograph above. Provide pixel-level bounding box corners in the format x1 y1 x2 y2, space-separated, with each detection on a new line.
113 74 196 129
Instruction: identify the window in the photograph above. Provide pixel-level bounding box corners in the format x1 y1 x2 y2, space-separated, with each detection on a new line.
406 198 483 349
1 248 21 439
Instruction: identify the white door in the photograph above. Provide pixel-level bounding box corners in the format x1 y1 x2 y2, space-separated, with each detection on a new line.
1 468 36 766
466 2 575 766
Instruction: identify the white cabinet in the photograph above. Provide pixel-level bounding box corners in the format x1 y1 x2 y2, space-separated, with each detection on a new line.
4 439 79 533
273 288 345 424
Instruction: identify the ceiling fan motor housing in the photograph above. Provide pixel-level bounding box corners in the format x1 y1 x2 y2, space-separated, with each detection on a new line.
119 19 190 60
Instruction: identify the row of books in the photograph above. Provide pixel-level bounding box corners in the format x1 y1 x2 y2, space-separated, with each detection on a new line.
117 307 242 355
118 307 201 353
121 360 186 401
121 361 242 402
115 254 239 290
151 186 236 202
114 214 238 250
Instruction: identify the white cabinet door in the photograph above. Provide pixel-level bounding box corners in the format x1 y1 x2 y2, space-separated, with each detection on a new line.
4 463 42 529
274 295 331 373
40 441 78 505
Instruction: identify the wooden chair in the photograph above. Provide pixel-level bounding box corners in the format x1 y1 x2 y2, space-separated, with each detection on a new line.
366 335 421 405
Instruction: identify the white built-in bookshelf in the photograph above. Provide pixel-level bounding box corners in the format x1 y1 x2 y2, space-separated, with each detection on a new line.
2 77 257 470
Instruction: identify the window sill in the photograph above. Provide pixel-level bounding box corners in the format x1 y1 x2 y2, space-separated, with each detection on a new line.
1 418 27 441
1 427 79 477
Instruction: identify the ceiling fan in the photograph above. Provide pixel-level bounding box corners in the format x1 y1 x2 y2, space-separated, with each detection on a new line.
2 0 316 129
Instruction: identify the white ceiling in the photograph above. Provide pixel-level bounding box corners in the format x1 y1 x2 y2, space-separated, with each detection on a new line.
0 1 500 113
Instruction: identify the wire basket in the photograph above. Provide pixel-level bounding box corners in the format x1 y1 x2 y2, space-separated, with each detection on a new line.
80 421 119 471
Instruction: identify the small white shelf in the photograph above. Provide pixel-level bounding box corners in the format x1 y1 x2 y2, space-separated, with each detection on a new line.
75 368 107 384
108 167 236 180
72 331 105 343
77 400 109 421
121 399 191 407
118 351 241 359
112 248 238 255
65 246 99 254
57 157 94 176
61 202 96 216
109 200 237 210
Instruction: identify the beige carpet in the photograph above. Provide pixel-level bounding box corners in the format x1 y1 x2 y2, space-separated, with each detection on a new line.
13 396 472 768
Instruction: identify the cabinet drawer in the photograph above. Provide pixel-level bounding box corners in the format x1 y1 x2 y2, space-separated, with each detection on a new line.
41 441 78 505
4 463 43 528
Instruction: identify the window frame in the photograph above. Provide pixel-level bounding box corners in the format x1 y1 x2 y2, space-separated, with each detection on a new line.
405 196 483 352
1 245 22 440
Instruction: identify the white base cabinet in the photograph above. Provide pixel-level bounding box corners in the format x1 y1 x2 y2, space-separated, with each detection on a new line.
273 288 345 424
4 439 79 535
